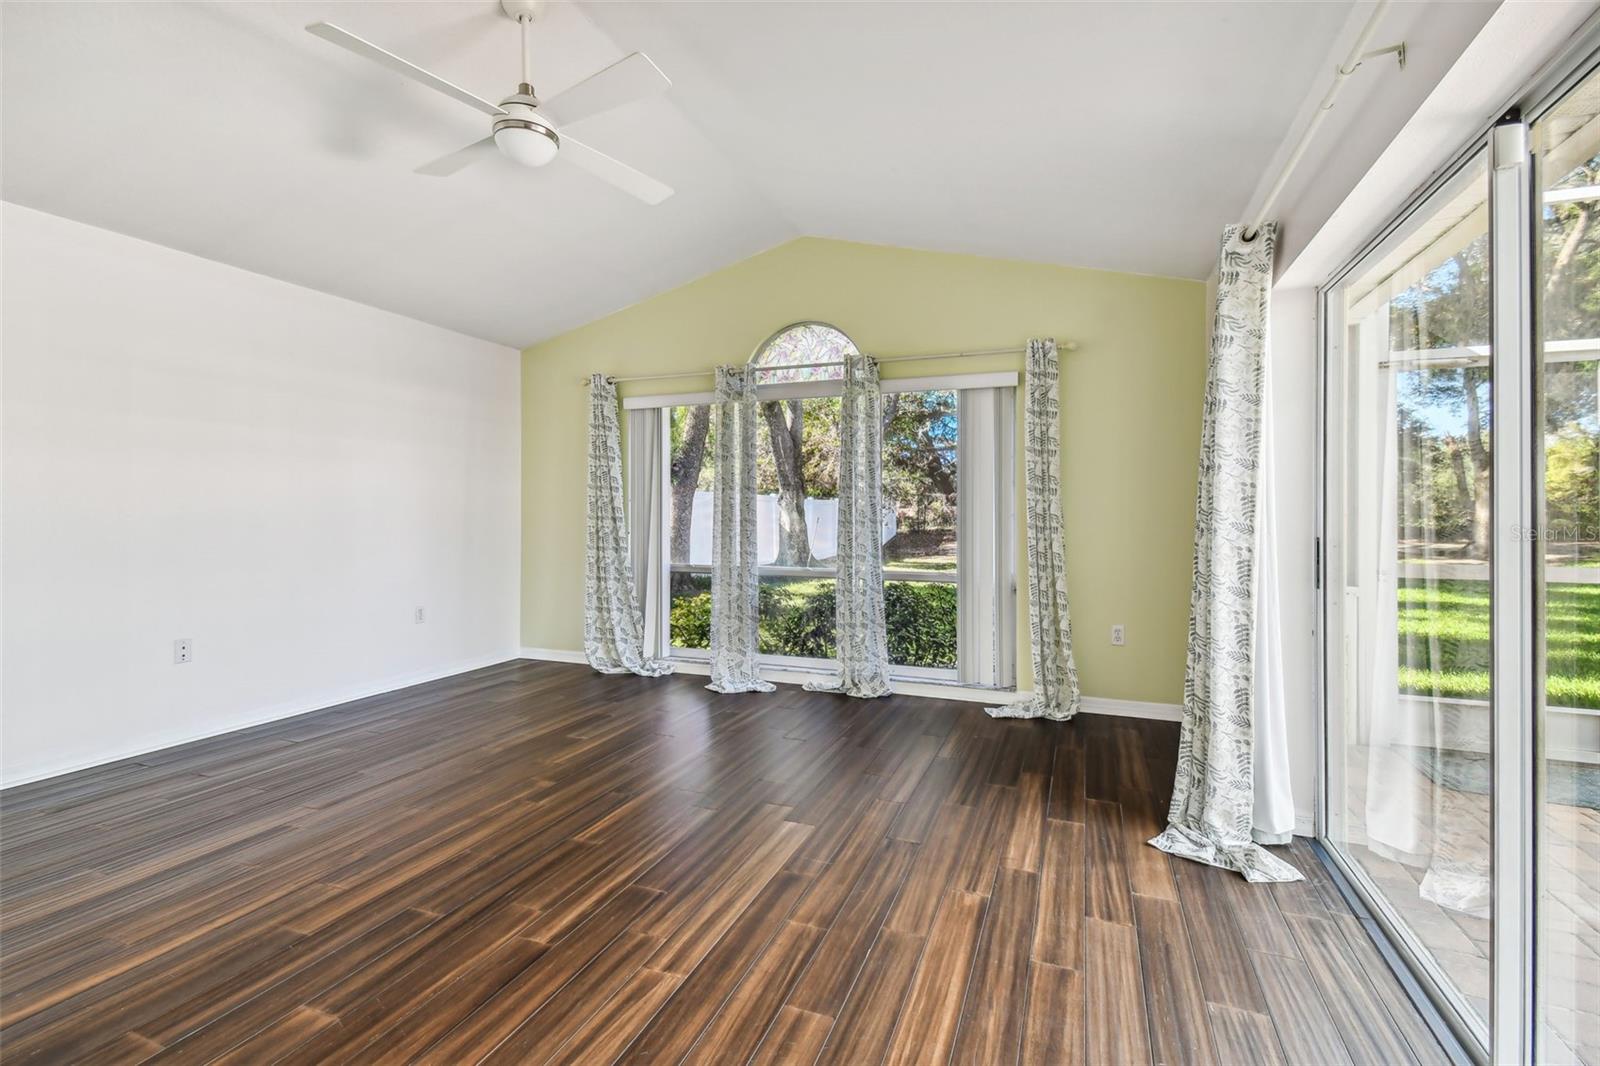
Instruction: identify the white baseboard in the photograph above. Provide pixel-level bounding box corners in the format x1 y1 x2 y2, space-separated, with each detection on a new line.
518 646 588 665
1078 696 1186 723
1 650 522 791
517 649 1186 720
522 649 1016 705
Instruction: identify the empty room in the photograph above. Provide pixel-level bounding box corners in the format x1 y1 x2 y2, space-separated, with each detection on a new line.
3 0 1598 1063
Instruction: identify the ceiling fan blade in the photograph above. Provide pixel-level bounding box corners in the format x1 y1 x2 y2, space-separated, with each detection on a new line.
559 134 673 205
306 22 506 118
542 52 671 127
416 137 498 177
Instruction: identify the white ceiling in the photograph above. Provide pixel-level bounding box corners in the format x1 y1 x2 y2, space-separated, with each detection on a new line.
2 1 1354 347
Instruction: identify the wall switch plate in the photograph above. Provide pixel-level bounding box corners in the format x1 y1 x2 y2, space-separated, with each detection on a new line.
174 638 193 664
1110 624 1125 647
414 607 426 624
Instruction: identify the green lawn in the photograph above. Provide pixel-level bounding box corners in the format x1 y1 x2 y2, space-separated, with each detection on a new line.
1399 578 1600 709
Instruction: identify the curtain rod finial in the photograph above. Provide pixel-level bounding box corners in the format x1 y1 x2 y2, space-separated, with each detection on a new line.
1064 340 1080 352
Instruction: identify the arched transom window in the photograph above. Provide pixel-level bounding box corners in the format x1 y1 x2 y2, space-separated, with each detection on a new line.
749 322 857 384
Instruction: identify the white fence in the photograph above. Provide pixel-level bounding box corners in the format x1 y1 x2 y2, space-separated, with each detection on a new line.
682 491 895 566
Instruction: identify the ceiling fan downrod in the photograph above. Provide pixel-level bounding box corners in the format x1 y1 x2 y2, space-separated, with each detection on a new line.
519 12 534 97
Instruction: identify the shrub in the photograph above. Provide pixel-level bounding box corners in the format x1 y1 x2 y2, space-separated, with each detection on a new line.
764 583 837 659
670 590 713 649
885 581 957 668
670 578 958 670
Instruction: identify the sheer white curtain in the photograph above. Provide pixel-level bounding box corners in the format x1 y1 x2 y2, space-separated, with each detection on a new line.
627 407 670 662
958 386 1017 688
707 366 774 694
1362 366 1490 916
1151 225 1301 883
583 375 672 677
1364 366 1415 856
1252 344 1295 845
806 354 891 697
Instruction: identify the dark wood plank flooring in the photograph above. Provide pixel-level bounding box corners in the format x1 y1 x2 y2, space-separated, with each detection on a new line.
0 660 1448 1064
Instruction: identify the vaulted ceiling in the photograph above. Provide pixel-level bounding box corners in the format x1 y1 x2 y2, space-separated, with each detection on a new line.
3 1 1356 347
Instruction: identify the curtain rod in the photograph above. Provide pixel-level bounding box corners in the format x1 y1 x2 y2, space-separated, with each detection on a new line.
1241 0 1403 241
579 341 1078 385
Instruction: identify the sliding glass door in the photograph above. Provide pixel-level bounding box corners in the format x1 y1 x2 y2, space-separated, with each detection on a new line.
1324 152 1496 1044
1322 49 1600 1065
1534 75 1600 1066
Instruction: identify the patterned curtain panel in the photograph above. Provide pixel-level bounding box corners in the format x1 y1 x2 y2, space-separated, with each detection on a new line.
805 354 892 698
583 375 673 677
707 366 775 694
988 338 1082 722
1151 224 1302 883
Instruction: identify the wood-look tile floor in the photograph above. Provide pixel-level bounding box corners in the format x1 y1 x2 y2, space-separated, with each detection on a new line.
0 660 1450 1064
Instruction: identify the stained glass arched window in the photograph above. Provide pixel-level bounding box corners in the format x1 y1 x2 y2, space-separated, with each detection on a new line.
749 322 857 384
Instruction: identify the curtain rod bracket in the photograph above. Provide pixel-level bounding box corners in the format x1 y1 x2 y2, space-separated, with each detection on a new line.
1340 41 1406 78
1241 0 1400 239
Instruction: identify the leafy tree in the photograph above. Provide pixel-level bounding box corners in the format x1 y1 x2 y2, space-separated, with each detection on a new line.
668 385 962 573
882 389 957 533
1392 235 1493 554
1547 425 1600 539
1384 146 1600 559
669 404 710 564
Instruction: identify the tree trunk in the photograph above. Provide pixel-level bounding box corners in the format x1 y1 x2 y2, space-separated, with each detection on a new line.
1471 466 1492 560
1464 375 1492 557
1450 442 1470 500
761 399 811 566
1544 172 1594 320
1546 201 1591 300
670 405 710 564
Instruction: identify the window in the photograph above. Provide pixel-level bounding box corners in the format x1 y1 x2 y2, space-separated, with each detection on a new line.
883 387 958 671
651 323 1013 684
749 321 852 383
665 400 716 656
1533 70 1600 1065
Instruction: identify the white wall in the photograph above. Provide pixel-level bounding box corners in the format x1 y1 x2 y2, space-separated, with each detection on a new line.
1 204 521 785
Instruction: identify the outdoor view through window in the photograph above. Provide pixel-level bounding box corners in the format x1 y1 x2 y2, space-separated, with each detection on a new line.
665 325 959 671
1533 72 1600 1062
1328 151 1498 1031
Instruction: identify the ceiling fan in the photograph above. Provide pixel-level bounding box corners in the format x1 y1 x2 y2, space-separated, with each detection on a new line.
305 0 673 204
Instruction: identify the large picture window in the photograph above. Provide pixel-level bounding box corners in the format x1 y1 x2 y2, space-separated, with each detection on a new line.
649 323 1012 684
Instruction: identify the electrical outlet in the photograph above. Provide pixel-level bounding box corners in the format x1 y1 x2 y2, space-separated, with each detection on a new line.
1110 624 1126 647
414 606 426 624
174 638 193 664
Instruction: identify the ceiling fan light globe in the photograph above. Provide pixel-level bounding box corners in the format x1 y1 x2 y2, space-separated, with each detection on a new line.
493 124 559 168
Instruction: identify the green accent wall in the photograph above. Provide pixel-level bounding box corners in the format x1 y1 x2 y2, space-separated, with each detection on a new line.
522 237 1207 704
